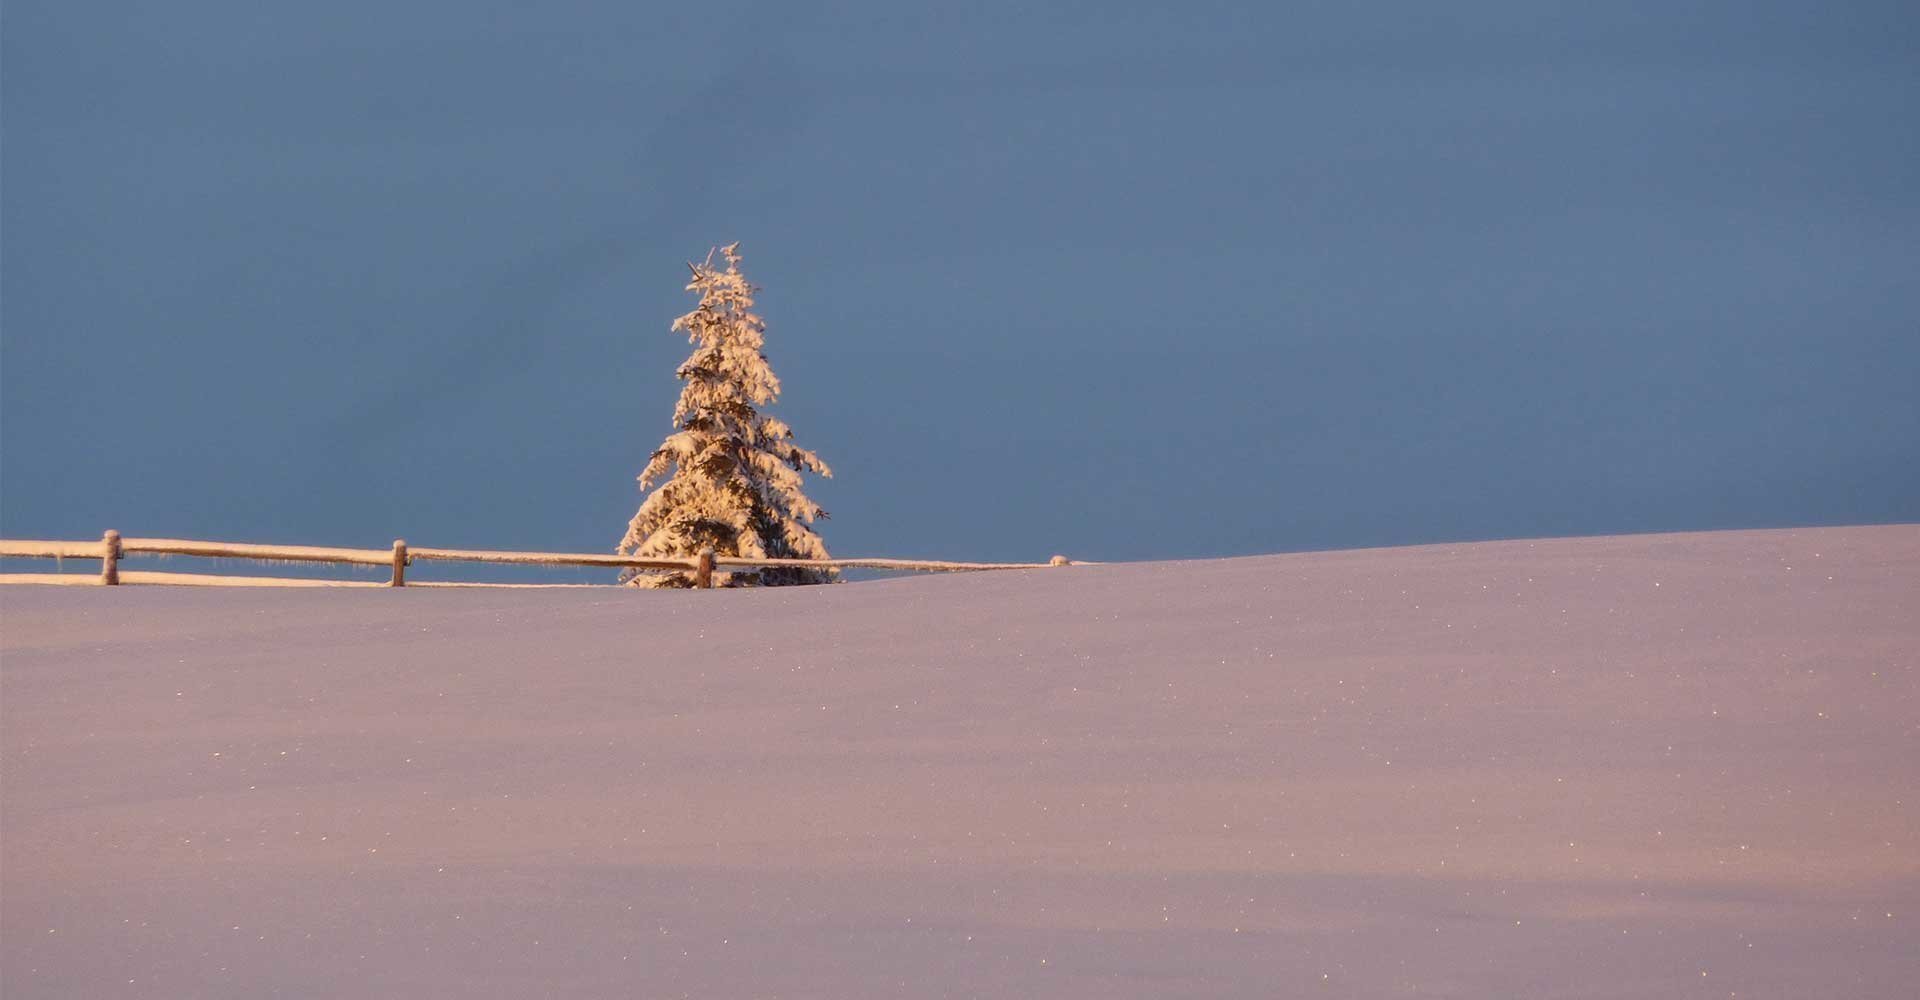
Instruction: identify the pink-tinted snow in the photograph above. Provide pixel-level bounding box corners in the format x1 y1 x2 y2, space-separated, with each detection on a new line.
3 526 1916 998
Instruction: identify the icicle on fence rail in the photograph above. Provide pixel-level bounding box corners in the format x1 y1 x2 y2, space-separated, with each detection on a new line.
0 533 1077 588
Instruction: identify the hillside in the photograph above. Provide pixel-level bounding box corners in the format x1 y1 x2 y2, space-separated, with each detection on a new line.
3 526 1916 998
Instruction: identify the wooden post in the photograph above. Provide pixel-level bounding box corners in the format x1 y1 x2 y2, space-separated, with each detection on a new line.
694 547 716 589
391 539 408 587
100 530 121 585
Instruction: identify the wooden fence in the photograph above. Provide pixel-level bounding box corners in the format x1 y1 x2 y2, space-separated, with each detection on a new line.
0 531 1074 589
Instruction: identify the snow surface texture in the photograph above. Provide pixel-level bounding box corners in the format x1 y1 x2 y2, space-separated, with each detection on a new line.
3 526 1915 999
618 244 832 589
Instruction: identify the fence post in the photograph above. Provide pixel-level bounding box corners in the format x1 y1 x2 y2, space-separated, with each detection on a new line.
694 547 716 589
100 530 122 585
391 539 408 587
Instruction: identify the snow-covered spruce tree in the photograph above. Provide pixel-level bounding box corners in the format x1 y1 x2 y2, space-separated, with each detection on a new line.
617 244 833 587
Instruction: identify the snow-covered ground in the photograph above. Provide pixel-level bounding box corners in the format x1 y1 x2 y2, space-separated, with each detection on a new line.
3 526 1915 999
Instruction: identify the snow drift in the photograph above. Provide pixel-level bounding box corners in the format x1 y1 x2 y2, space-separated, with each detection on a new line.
3 526 1915 998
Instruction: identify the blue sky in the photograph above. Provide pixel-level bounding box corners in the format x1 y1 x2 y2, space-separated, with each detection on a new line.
4 1 1915 567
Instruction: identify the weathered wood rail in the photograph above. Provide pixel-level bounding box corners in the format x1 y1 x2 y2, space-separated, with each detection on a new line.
0 532 1075 589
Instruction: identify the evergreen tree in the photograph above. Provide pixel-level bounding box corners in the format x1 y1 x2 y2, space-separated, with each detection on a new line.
618 244 833 587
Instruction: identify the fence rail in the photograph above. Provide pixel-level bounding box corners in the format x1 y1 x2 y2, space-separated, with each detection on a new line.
121 537 395 566
0 540 107 559
0 531 1074 589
